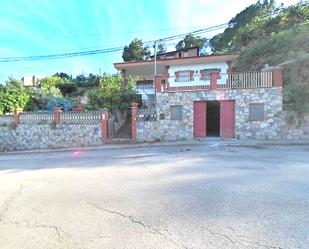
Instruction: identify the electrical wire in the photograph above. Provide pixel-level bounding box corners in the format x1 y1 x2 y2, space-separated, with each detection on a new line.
0 24 228 63
0 1 307 63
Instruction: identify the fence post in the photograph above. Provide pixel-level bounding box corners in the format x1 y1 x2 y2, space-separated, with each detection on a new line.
53 107 62 125
272 67 283 87
101 109 109 141
14 108 23 127
210 72 219 90
131 102 138 144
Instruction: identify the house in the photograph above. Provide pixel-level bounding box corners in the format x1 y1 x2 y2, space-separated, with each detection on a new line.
21 75 41 87
114 49 284 141
150 46 200 60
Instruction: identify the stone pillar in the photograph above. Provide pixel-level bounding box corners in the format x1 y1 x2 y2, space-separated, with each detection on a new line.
210 72 219 90
53 107 62 125
131 102 138 144
155 75 162 93
273 67 283 87
101 109 109 141
14 108 23 127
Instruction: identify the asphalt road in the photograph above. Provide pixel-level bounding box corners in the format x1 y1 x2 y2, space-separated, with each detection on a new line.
0 144 308 249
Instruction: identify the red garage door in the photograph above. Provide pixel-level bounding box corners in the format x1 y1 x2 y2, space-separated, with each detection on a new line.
193 101 207 138
220 100 235 138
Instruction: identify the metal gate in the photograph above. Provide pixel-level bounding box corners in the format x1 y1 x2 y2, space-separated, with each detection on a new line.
220 100 235 138
193 101 207 138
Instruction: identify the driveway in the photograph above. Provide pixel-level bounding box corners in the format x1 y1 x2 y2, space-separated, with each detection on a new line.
0 144 308 249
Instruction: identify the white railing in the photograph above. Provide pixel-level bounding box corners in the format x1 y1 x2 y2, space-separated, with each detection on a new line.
135 84 154 90
164 71 273 90
19 112 53 125
0 115 15 126
227 71 273 89
137 108 157 122
61 111 101 125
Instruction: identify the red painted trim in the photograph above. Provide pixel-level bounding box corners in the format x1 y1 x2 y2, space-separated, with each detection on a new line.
155 75 162 92
193 101 207 138
210 72 219 90
273 68 283 87
101 109 109 141
220 100 235 138
53 107 62 125
14 108 22 127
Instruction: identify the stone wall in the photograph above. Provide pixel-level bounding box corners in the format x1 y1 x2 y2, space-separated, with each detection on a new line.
0 124 102 151
137 87 308 142
280 114 309 140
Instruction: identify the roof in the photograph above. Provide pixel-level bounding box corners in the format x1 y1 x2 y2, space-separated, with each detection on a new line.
149 46 200 58
114 54 239 70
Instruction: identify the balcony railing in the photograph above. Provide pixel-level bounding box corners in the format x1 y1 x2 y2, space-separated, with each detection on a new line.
160 71 277 92
224 71 273 88
135 83 154 90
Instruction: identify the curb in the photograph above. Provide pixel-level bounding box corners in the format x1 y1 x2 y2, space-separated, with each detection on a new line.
1 139 309 156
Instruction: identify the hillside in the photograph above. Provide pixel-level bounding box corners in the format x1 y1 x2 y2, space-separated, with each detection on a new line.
210 1 309 120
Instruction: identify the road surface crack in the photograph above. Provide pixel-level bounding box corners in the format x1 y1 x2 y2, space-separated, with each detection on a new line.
204 225 285 249
89 202 188 249
7 219 66 243
202 225 235 246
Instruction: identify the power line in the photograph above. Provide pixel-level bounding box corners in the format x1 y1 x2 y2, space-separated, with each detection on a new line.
0 23 228 63
1 1 306 63
1 25 221 43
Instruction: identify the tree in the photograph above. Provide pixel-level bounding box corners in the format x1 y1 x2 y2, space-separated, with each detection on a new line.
86 75 139 111
122 38 151 62
41 75 79 96
40 76 67 90
175 34 207 53
54 83 77 96
209 0 279 53
0 77 30 114
53 72 71 80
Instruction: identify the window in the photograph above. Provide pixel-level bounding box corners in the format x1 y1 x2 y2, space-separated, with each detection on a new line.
200 68 221 81
171 105 183 121
249 103 264 121
175 70 194 82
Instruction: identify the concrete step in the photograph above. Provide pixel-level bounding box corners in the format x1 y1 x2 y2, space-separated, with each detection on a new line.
105 138 132 144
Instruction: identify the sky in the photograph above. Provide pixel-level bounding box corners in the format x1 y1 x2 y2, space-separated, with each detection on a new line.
0 0 300 82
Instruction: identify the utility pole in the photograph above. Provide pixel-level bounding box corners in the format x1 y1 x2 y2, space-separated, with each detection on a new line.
154 41 157 77
154 41 157 101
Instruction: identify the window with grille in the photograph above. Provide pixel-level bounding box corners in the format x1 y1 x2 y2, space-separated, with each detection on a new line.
175 70 194 82
200 68 221 81
171 105 183 121
249 103 264 121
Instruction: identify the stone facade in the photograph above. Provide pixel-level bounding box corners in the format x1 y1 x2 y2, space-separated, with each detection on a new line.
0 124 102 151
137 87 308 142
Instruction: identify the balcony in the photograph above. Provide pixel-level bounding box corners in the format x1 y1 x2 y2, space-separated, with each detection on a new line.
135 83 155 90
156 68 283 93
